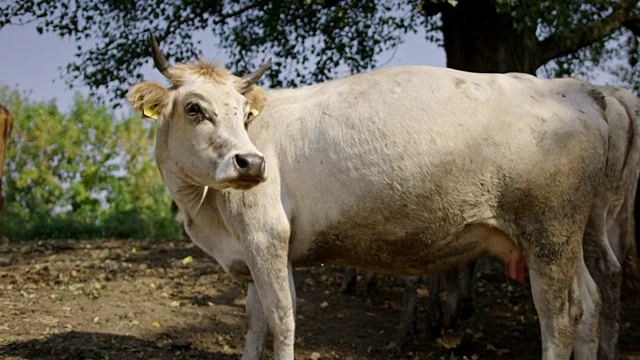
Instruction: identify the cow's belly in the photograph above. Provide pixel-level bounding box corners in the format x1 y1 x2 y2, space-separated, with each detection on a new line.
290 220 520 276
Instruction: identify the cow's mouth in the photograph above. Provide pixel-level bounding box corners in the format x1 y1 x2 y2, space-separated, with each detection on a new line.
228 178 264 190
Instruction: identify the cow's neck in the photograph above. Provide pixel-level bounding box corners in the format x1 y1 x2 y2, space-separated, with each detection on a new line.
159 164 251 277
160 163 226 231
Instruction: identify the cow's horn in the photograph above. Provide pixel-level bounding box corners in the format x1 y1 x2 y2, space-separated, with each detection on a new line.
241 58 272 91
150 31 172 78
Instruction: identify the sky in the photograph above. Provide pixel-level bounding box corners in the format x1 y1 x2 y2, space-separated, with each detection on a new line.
0 24 446 117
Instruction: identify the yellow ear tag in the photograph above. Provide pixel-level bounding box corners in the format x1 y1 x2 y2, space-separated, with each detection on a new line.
143 107 158 120
250 108 260 117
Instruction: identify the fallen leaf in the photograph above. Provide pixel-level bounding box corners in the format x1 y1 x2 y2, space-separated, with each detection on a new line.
182 256 193 265
152 321 163 328
131 248 137 254
436 332 462 349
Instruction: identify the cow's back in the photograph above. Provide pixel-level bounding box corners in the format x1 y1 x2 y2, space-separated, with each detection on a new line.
250 66 609 271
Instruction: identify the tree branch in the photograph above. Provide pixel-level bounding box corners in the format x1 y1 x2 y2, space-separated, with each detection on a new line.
538 0 640 65
624 17 640 36
422 0 449 17
214 0 270 25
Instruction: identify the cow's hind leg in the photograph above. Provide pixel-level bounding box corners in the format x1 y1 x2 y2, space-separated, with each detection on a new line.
426 273 443 338
583 210 620 360
441 267 463 330
389 276 419 348
573 259 601 360
340 268 358 294
458 261 476 321
528 234 591 360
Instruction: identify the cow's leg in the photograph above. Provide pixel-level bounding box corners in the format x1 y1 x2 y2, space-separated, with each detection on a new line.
242 283 268 360
426 273 443 338
529 250 589 360
364 271 378 294
288 264 297 317
441 268 462 330
573 260 601 360
241 264 296 360
458 261 476 321
390 276 419 348
583 212 620 360
237 224 294 360
340 268 358 294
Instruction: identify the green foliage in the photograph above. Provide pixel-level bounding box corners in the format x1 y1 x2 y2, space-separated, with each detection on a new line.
0 85 181 241
1 1 640 95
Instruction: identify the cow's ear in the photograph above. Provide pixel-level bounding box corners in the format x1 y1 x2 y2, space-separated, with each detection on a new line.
127 82 170 120
243 85 268 119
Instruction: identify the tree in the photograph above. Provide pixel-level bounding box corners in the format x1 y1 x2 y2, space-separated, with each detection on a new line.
0 85 181 240
2 1 640 101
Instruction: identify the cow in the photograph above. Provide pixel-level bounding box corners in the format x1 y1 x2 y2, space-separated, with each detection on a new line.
340 264 475 347
127 32 625 360
396 262 476 346
0 104 13 216
585 85 640 359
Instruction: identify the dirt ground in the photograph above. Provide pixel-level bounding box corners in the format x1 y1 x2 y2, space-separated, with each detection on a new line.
0 239 638 360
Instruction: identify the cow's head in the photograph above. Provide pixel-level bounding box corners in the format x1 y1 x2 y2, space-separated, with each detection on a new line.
127 32 269 190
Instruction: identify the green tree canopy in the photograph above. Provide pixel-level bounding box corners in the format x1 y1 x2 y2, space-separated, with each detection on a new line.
2 0 640 99
0 86 181 240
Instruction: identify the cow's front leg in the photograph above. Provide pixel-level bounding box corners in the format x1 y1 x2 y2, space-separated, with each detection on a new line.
242 264 296 360
243 232 295 360
242 282 268 360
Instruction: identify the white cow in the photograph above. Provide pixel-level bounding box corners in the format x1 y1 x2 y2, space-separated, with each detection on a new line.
127 33 630 360
585 85 640 359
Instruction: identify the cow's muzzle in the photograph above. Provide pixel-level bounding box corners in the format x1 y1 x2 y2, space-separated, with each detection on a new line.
233 153 266 182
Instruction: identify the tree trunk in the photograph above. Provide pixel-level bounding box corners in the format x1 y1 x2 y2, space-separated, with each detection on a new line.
439 0 539 75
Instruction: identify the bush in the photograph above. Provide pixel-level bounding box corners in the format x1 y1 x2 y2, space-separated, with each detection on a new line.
0 85 182 241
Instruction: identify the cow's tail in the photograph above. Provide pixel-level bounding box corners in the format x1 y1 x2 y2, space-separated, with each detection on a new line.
603 87 640 297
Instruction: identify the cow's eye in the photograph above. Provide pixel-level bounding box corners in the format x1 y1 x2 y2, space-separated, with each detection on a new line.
185 102 201 117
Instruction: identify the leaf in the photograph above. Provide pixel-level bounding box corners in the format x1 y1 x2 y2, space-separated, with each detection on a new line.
182 256 194 265
152 321 163 328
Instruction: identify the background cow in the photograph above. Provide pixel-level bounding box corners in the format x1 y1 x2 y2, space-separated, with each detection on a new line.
0 104 13 218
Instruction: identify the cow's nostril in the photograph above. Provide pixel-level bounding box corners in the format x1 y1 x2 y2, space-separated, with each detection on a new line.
234 154 249 169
